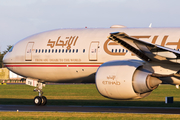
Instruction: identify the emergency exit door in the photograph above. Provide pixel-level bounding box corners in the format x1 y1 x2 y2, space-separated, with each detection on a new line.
25 42 34 61
89 41 99 61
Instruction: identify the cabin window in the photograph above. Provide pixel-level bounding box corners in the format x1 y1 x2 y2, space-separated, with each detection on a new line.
59 49 61 53
66 49 68 53
83 49 85 53
76 49 78 53
119 49 121 53
39 49 41 53
122 49 124 52
49 49 51 53
69 49 71 53
55 49 57 53
42 49 44 53
115 49 117 53
62 49 64 53
45 49 47 53
36 49 38 53
52 49 54 53
112 49 114 53
72 49 75 53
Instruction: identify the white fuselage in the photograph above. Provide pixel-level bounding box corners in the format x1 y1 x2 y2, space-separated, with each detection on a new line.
3 28 180 82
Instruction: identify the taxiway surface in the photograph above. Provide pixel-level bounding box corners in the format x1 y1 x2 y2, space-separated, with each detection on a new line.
0 105 180 114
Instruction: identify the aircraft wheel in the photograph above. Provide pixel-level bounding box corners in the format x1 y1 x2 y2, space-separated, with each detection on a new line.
34 96 42 106
41 96 47 106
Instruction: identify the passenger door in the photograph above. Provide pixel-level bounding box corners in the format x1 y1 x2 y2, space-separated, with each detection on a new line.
25 42 34 61
89 41 99 61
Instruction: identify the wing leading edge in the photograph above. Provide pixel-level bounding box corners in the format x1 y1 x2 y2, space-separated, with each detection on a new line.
109 32 180 63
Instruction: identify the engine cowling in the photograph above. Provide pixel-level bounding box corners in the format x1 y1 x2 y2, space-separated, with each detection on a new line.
95 60 162 100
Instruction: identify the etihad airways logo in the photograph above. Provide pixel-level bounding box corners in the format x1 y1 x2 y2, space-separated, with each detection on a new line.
47 36 79 50
103 35 180 56
102 75 120 85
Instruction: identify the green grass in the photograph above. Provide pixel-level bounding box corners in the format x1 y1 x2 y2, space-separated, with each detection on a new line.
0 112 180 120
0 84 180 119
0 84 180 107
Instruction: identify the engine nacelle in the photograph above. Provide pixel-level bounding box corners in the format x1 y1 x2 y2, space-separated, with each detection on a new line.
95 60 162 100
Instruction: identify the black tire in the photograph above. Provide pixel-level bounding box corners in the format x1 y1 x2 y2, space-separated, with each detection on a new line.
41 96 47 106
34 96 42 106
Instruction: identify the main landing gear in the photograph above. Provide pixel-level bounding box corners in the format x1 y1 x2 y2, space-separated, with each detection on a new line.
33 82 47 106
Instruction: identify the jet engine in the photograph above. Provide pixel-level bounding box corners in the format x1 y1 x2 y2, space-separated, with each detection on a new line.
95 60 162 100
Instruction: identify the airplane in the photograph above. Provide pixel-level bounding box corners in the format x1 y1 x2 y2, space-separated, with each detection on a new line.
3 25 180 106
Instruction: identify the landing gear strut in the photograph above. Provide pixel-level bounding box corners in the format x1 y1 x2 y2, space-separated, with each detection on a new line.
33 82 47 106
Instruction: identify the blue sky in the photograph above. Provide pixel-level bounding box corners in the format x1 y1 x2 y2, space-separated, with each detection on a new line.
0 0 180 51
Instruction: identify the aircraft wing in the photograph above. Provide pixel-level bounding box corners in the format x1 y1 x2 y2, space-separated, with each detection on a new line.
109 32 180 63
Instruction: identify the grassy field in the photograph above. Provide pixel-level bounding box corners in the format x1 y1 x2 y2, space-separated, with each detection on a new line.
0 84 180 119
0 84 180 107
0 112 180 120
